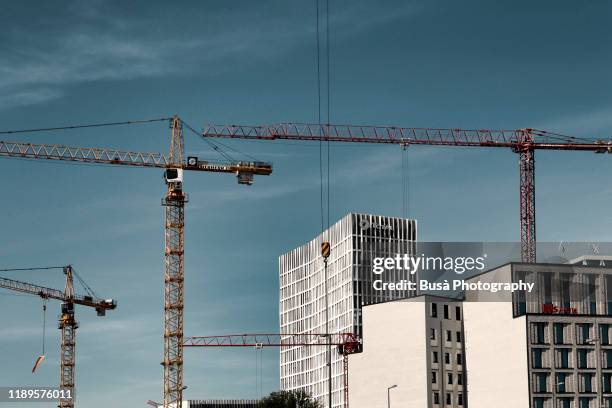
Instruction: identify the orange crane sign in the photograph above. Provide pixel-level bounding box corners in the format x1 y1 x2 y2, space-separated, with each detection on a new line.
0 116 272 408
202 123 612 263
183 333 360 408
0 266 116 408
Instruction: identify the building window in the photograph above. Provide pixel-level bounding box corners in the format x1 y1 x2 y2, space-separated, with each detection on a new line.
587 274 597 315
560 273 572 309
458 373 463 385
456 331 462 342
607 275 612 315
446 393 451 405
433 392 440 405
577 349 590 369
433 351 439 364
431 303 438 318
603 373 612 393
431 328 436 340
448 373 453 385
455 306 461 320
556 372 567 393
556 349 571 369
534 322 547 344
606 350 612 369
535 372 548 393
532 348 544 369
444 304 449 319
458 393 463 406
579 397 593 408
580 373 594 393
446 330 452 342
577 324 593 344
457 353 463 365
515 270 527 316
445 353 450 365
543 272 552 304
601 324 610 345
432 371 437 384
554 323 567 344
558 397 572 408
533 397 546 408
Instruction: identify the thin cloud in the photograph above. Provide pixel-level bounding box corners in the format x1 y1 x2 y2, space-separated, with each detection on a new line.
0 88 63 109
0 1 423 109
535 106 612 137
0 326 42 340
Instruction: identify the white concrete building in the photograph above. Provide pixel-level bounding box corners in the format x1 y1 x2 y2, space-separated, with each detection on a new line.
349 296 466 408
279 213 417 408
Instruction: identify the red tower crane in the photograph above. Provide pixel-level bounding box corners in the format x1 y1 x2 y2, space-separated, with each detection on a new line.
202 123 612 262
0 116 272 408
183 333 360 408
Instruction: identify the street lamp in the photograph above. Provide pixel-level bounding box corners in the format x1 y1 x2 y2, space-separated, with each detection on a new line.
387 385 398 408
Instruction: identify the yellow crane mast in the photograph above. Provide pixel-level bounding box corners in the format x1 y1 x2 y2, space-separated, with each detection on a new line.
0 265 116 407
0 116 272 407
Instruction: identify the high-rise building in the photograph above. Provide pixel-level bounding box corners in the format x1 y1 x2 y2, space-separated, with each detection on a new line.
463 262 612 408
279 213 417 407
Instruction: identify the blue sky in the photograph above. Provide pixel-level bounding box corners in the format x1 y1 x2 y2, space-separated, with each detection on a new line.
0 0 610 406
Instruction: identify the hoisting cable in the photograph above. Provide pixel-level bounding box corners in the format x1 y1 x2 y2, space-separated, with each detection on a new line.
72 268 98 299
32 299 47 374
326 0 331 230
259 348 263 399
316 0 325 234
254 346 258 398
401 144 410 218
254 344 264 399
41 300 47 356
316 2 334 408
184 120 258 163
186 120 262 163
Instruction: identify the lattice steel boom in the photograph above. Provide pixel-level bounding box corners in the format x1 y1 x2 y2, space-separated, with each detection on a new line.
203 123 612 263
0 266 116 408
183 333 359 408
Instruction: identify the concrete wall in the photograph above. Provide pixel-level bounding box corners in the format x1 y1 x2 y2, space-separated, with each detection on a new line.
349 300 427 408
463 301 529 407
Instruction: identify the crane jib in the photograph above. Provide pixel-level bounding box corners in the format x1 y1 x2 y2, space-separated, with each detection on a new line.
0 140 274 176
0 275 116 310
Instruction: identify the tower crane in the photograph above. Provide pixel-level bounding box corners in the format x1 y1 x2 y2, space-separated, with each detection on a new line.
183 333 360 408
0 116 272 408
0 265 116 408
202 123 612 263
